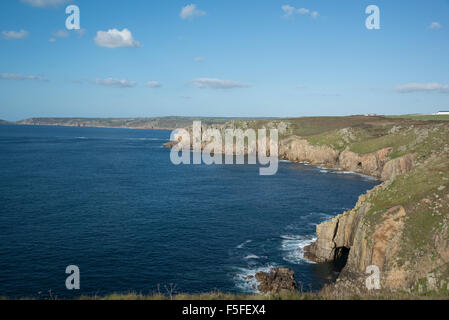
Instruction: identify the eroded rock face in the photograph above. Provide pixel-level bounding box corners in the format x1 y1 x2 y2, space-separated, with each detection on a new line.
338 147 392 178
279 137 414 181
381 154 414 181
255 268 297 294
279 137 339 166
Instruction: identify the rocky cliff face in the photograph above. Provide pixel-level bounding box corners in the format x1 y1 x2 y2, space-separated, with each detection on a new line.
279 136 414 181
304 160 449 294
166 118 449 295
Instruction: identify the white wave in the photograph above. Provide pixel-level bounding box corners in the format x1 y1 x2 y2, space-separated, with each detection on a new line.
243 254 263 260
333 170 378 181
236 240 252 249
280 234 317 265
233 264 278 293
126 137 165 141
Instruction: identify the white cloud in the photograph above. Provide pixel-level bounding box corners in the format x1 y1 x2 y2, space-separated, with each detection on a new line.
2 30 29 40
52 29 69 38
48 38 56 42
20 0 70 7
192 78 250 89
1 73 47 81
147 81 162 88
429 22 442 30
311 11 319 19
281 5 295 17
395 82 449 94
95 78 137 88
94 28 141 48
282 5 319 19
194 56 204 62
180 4 206 20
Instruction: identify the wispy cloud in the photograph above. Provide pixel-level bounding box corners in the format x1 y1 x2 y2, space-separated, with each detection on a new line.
194 56 204 62
52 30 69 38
429 22 442 30
282 5 318 19
20 0 70 8
192 78 250 89
94 78 137 88
147 81 162 88
395 82 449 94
75 28 87 37
1 73 47 81
94 28 141 48
180 4 206 20
2 30 29 40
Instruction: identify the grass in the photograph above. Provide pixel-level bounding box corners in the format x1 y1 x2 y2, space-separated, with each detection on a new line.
388 115 449 121
8 288 445 300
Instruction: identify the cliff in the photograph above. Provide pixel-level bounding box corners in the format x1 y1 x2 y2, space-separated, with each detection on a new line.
168 116 449 295
301 124 449 295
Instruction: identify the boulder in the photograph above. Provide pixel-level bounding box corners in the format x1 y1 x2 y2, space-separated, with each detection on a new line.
255 268 297 294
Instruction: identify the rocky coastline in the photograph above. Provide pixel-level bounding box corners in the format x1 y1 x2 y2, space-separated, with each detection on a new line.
165 117 449 296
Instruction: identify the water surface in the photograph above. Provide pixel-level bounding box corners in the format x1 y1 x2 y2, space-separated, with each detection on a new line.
0 125 379 298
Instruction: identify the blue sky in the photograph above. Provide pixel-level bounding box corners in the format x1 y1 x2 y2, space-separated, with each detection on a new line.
0 0 448 121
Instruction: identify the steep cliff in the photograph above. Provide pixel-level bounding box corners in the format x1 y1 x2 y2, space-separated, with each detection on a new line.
175 116 449 295
303 125 449 294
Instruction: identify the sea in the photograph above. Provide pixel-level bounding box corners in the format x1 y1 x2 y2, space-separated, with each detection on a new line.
0 124 379 298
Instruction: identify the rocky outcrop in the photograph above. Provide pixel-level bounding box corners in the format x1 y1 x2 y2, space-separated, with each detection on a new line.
255 268 298 294
304 184 412 290
279 137 414 181
380 154 414 181
304 192 372 263
279 136 339 166
305 173 449 294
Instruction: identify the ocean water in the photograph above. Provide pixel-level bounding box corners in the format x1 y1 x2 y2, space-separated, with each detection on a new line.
0 125 379 298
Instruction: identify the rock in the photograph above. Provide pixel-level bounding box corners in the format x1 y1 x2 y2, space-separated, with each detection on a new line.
380 154 415 181
255 268 297 294
279 137 339 166
163 140 179 148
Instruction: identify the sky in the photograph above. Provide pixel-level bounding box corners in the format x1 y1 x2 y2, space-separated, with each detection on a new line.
0 0 448 121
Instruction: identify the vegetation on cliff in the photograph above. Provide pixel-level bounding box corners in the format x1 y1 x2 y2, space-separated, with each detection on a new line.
182 115 449 297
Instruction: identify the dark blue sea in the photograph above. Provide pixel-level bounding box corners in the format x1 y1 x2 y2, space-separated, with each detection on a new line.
0 125 379 298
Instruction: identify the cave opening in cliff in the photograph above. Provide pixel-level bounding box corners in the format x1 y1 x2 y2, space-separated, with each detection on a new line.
333 247 350 272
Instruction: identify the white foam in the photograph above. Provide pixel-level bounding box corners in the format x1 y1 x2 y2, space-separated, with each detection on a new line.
233 264 278 293
126 137 165 141
333 170 378 181
236 240 252 249
280 234 317 265
244 254 261 260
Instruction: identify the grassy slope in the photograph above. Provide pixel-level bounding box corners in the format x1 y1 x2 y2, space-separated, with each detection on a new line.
389 115 449 121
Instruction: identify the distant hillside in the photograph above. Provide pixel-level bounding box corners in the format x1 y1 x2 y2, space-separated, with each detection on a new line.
0 120 10 125
16 117 274 130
